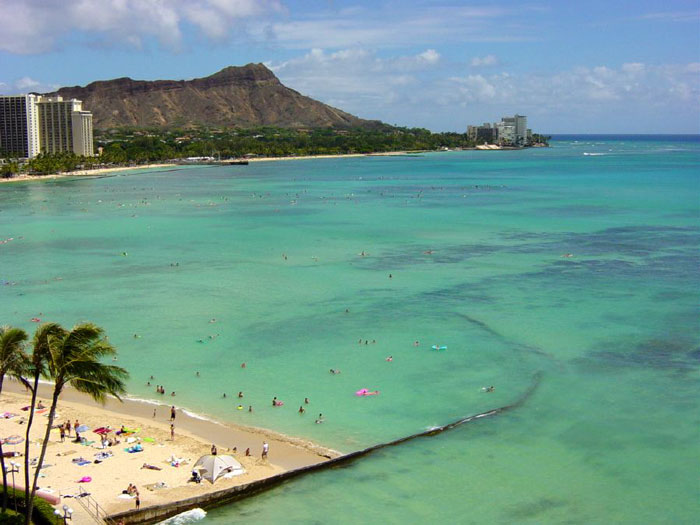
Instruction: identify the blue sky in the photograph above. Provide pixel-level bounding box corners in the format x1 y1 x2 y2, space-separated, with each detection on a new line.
1 0 698 133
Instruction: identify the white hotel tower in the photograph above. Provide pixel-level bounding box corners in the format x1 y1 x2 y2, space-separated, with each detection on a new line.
0 94 93 158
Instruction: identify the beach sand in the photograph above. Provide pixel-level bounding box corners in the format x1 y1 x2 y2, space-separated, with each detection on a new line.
0 164 177 184
0 381 338 522
0 152 423 185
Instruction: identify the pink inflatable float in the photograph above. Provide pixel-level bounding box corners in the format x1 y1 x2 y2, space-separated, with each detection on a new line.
355 388 380 396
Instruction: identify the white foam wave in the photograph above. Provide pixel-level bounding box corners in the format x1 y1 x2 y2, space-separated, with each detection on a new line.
157 508 207 524
124 396 225 426
124 395 163 406
181 409 224 426
583 152 606 156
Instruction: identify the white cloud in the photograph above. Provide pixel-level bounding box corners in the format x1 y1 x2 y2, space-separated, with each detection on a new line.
639 10 700 22
417 49 440 64
0 77 61 94
254 5 535 50
269 48 700 131
470 55 499 67
268 48 445 117
0 0 283 54
14 77 40 89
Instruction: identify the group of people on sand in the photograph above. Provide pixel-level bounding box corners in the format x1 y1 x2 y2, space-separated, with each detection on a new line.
122 483 140 509
58 419 87 443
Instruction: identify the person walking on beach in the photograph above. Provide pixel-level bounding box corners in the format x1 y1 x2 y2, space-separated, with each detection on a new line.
170 405 176 421
262 441 269 459
59 424 65 442
211 444 217 455
65 420 71 437
135 493 140 509
170 423 175 441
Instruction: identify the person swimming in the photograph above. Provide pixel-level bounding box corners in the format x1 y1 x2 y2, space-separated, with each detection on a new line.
386 356 393 362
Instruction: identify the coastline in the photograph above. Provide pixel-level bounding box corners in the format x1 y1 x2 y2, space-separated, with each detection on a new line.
1 379 339 522
0 152 424 184
0 163 178 184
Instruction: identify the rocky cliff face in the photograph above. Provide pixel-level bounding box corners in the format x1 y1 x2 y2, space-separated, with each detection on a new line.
48 64 379 130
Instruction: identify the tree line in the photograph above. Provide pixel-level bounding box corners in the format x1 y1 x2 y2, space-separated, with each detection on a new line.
1 126 549 178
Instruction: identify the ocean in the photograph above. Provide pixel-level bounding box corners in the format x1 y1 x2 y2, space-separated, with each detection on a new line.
1 135 698 523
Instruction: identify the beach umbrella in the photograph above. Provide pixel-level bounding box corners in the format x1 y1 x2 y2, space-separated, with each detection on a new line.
93 427 112 435
2 435 23 446
76 425 89 433
193 455 244 484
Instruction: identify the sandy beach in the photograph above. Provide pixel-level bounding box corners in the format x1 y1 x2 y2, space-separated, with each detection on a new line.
0 380 338 523
0 164 177 184
0 152 426 185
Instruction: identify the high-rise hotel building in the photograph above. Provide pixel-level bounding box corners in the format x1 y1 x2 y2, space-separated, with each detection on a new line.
0 95 41 158
0 94 93 158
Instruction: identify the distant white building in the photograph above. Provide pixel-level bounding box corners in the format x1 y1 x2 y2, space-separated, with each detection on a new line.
495 114 528 146
0 94 94 158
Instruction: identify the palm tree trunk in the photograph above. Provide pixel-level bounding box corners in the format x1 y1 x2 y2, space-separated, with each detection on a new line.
22 374 40 525
0 374 8 513
26 386 61 525
0 439 7 512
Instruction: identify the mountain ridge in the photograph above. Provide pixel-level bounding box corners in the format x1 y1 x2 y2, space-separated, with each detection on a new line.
46 63 382 130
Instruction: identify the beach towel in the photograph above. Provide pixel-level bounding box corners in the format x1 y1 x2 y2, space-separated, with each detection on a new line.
2 412 17 419
117 493 135 499
125 445 143 453
142 437 156 443
77 476 91 483
79 440 96 446
145 482 168 491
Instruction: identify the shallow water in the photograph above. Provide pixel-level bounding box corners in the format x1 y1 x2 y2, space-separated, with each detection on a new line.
1 136 698 523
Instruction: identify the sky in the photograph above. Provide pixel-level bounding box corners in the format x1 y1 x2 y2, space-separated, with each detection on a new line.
0 0 698 133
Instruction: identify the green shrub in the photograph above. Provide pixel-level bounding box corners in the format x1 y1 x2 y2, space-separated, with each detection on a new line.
0 511 24 525
3 487 62 525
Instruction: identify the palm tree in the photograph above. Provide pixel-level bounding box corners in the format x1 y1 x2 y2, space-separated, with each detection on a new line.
25 323 129 525
24 322 128 525
21 322 64 519
0 325 29 512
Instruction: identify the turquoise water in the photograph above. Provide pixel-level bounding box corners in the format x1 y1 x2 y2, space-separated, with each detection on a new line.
1 137 698 523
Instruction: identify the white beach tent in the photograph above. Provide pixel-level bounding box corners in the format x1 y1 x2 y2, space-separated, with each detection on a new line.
193 454 245 483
